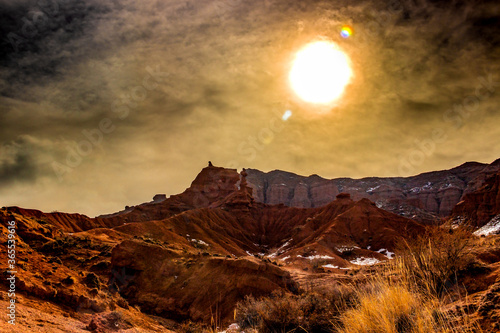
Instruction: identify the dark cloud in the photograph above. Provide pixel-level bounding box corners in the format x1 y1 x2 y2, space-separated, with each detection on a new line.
0 0 111 81
0 0 499 215
0 152 37 184
401 99 440 113
0 135 54 185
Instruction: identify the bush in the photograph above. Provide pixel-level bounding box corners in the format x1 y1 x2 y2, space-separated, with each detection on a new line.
40 237 76 254
395 226 475 297
236 286 356 333
335 281 477 333
177 321 211 333
236 291 301 333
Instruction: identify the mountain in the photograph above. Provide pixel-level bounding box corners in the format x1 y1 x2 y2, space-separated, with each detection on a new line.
1 160 500 331
245 159 500 223
451 170 500 235
106 188 424 321
101 168 423 322
0 164 425 329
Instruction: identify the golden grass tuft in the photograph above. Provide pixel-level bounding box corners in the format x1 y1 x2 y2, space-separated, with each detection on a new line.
394 226 475 297
337 282 442 333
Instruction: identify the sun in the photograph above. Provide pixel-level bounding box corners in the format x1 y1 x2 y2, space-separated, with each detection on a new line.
289 41 352 105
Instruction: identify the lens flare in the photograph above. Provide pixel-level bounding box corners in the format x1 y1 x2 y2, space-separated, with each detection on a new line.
282 110 292 121
340 26 353 38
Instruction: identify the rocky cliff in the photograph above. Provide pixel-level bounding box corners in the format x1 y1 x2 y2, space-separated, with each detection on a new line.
3 160 500 331
452 170 500 229
246 159 500 223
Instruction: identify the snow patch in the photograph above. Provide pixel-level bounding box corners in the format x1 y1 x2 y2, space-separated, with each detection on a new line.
350 257 381 266
376 248 395 259
451 216 465 229
423 182 432 190
323 264 350 270
297 255 334 260
269 239 292 258
218 323 240 333
336 246 359 253
474 215 500 236
191 239 209 246
409 182 433 194
366 185 380 193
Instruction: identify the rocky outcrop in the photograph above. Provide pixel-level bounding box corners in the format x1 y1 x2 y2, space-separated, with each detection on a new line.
246 159 500 222
105 191 423 323
3 160 500 331
290 182 311 208
2 207 123 233
170 165 241 208
285 193 425 259
153 194 167 202
95 166 242 224
452 171 500 228
111 239 298 323
309 179 339 207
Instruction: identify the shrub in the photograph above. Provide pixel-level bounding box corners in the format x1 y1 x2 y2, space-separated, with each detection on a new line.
236 291 301 333
177 321 211 333
335 281 477 333
40 237 76 254
236 285 356 333
395 226 475 297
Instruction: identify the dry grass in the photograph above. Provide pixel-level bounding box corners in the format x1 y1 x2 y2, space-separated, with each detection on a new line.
335 280 480 333
394 226 475 297
234 227 484 333
337 226 482 333
236 286 357 333
236 281 481 333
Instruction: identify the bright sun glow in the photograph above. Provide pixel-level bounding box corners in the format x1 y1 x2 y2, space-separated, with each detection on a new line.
289 41 352 105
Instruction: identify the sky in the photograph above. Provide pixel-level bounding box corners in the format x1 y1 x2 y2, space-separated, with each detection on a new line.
0 0 499 216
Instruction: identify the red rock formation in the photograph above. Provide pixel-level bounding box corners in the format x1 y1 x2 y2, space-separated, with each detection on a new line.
111 239 297 323
246 159 500 222
103 190 423 323
6 161 500 332
96 166 241 224
2 207 123 233
452 171 500 228
290 182 312 208
292 194 424 252
309 179 339 207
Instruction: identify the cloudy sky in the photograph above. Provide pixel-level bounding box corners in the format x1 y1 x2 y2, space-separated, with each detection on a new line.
0 0 499 216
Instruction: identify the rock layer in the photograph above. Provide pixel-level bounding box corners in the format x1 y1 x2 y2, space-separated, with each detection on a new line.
2 160 499 330
452 171 500 228
246 159 500 223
